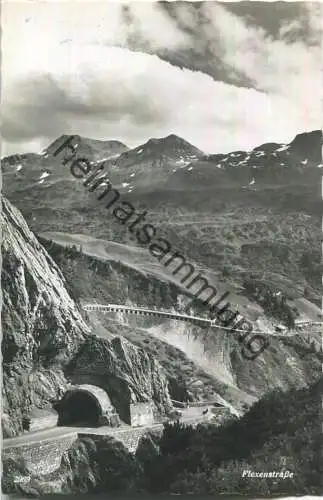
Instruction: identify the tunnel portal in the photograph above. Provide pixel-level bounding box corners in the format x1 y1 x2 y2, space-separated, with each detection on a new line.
56 384 117 427
59 391 100 426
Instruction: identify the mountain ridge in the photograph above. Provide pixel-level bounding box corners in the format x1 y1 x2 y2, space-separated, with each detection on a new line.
2 128 321 310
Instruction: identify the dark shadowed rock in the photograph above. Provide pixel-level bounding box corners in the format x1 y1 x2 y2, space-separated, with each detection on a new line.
289 130 322 163
67 336 173 423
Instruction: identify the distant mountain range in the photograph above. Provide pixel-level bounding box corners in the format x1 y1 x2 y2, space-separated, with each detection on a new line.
2 129 321 302
3 130 322 194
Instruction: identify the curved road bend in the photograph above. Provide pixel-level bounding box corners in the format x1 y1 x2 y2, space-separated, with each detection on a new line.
3 406 213 449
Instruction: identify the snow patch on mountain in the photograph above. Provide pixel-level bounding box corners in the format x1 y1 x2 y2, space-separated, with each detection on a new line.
39 172 50 180
276 144 289 152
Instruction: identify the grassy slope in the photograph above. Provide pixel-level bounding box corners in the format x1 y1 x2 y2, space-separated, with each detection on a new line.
37 237 322 411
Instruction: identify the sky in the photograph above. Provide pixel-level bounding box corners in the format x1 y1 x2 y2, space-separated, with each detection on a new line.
2 1 322 156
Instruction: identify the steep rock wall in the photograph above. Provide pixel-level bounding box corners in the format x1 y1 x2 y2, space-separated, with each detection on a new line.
67 336 173 423
2 197 174 436
2 197 89 437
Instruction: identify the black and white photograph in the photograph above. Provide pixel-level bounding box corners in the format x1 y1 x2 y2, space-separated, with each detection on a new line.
1 1 322 498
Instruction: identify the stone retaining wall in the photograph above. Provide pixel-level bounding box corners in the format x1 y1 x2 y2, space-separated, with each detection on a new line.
79 427 149 453
3 434 78 475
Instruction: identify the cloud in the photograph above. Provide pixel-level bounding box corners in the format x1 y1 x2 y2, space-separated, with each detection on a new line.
1 1 321 156
119 2 190 51
162 2 322 101
202 3 322 99
278 2 323 45
3 44 320 155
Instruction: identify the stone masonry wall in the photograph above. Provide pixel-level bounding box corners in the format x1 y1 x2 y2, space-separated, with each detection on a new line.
79 428 150 453
130 403 154 427
3 434 78 475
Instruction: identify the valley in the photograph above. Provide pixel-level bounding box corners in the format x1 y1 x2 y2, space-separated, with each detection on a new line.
2 128 322 497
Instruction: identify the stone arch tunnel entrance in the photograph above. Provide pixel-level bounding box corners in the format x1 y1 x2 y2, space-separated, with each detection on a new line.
55 384 120 427
59 391 100 426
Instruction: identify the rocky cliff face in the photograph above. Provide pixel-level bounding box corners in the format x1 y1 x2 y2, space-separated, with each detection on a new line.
2 435 142 496
2 197 89 436
2 197 173 437
68 336 173 422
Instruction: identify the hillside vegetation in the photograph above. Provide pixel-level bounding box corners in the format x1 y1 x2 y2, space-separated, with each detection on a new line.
139 378 323 496
37 236 322 410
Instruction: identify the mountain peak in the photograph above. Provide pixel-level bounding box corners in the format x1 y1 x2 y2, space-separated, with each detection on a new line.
45 134 129 162
165 133 185 142
289 130 322 163
142 134 204 157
